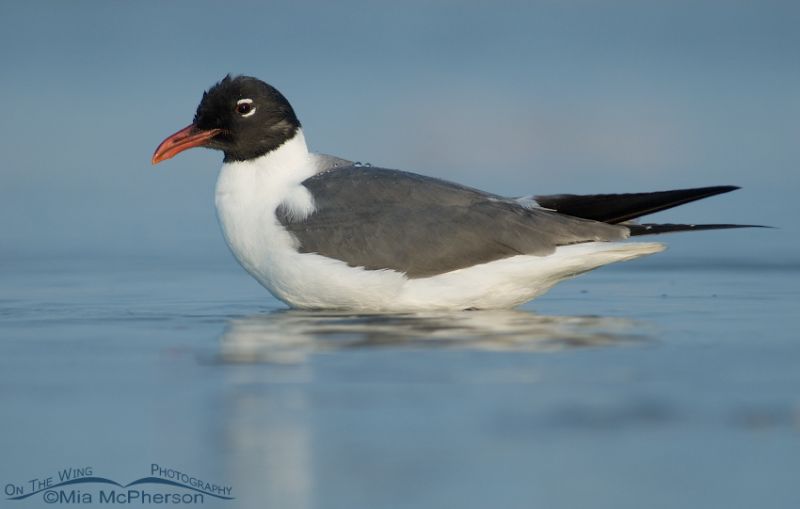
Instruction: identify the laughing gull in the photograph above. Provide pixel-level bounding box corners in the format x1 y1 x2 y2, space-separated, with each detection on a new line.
152 75 756 310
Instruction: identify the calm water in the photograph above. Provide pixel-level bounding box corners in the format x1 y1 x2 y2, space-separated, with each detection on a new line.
1 257 799 508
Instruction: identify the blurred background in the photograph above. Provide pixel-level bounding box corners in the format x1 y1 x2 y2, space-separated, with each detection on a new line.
1 0 796 266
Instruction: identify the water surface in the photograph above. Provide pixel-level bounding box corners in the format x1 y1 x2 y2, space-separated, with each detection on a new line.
1 258 798 509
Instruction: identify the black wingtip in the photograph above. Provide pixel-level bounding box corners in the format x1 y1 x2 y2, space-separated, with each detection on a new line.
663 185 741 200
534 185 746 224
628 223 773 236
706 185 740 194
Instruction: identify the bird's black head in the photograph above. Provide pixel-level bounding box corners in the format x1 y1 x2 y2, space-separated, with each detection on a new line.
152 75 301 164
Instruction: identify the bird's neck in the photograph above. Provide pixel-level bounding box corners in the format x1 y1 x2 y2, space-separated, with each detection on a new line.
251 128 310 172
219 128 313 180
216 128 316 219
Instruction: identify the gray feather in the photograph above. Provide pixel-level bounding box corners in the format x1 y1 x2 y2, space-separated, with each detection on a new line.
277 166 629 278
312 153 353 171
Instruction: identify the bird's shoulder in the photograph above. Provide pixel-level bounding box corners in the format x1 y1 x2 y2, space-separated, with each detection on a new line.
299 159 499 210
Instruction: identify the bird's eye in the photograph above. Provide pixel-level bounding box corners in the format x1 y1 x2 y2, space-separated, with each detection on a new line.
236 99 256 117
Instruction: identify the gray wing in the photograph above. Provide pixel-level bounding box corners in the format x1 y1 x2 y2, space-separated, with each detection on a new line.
277 166 629 278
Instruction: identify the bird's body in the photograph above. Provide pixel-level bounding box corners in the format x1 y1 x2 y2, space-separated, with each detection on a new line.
153 75 757 311
214 129 662 310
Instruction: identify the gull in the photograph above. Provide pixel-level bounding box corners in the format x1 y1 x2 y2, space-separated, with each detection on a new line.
152 75 757 310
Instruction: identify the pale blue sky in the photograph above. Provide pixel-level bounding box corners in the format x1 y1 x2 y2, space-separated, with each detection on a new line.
1 1 797 264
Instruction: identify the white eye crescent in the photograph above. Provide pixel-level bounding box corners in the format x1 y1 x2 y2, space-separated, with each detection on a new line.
236 98 255 117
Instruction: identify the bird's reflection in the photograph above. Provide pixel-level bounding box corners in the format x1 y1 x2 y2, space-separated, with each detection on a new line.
215 309 650 505
219 309 647 363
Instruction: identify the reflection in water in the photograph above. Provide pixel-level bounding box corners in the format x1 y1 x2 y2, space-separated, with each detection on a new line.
219 309 647 363
215 310 651 506
221 384 312 509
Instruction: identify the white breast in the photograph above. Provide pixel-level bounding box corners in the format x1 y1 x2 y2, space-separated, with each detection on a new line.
214 130 407 309
215 130 312 269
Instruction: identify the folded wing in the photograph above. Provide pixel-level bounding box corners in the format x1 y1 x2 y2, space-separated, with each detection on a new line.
277 167 629 278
